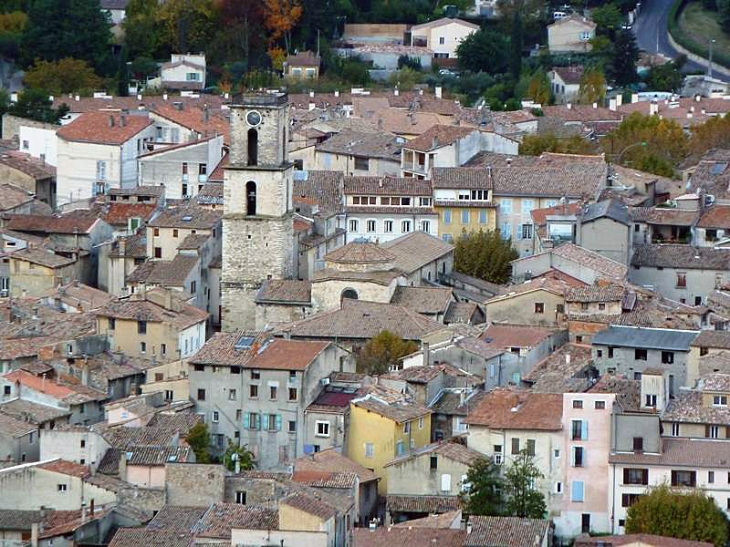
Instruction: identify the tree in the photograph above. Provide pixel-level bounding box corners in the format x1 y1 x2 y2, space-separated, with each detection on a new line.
591 3 622 36
263 0 303 53
719 0 730 33
454 229 518 284
645 58 685 92
223 442 255 472
578 68 607 105
157 0 219 55
122 0 160 59
689 113 730 157
626 485 729 547
524 71 551 104
456 29 510 74
503 449 546 519
24 58 102 95
610 30 639 86
8 89 68 123
357 330 418 375
509 11 523 79
461 457 504 516
520 133 597 156
186 422 211 463
388 66 421 91
21 0 112 71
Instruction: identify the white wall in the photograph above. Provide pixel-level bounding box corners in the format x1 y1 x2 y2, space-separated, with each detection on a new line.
178 321 206 359
19 126 58 166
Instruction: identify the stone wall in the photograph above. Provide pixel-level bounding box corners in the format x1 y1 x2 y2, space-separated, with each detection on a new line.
117 485 166 518
1 114 57 141
164 463 226 506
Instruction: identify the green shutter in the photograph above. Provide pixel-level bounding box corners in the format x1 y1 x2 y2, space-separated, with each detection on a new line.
275 415 282 431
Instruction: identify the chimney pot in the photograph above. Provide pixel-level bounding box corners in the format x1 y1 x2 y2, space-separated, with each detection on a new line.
108 115 115 127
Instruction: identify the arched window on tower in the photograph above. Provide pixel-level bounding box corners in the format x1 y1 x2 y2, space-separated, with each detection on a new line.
247 128 258 166
246 181 257 216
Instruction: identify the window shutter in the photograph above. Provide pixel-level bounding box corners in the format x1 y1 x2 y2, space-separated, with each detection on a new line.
571 480 584 502
262 414 269 431
623 468 629 484
275 415 282 431
705 425 710 438
570 447 575 467
441 474 452 492
243 413 250 429
581 420 588 440
671 471 677 485
643 469 649 485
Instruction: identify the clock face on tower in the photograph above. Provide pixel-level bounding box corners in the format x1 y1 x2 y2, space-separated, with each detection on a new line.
246 110 262 127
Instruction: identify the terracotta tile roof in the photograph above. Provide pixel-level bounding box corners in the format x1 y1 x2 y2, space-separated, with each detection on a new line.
43 282 115 310
552 65 584 85
697 205 730 229
0 510 42 531
588 375 641 411
565 284 626 302
109 232 147 258
390 286 452 315
10 247 76 268
522 343 594 390
99 203 157 227
0 184 34 212
352 385 431 423
662 390 730 426
632 244 730 270
127 255 199 286
381 231 453 274
57 112 152 145
699 372 730 392
386 495 460 513
2 370 108 405
248 339 330 371
551 243 628 280
146 506 207 533
38 459 90 478
293 170 345 213
464 389 563 430
188 331 265 367
0 151 55 180
385 440 483 468
148 206 221 230
480 324 555 349
109 529 193 547
316 129 403 160
444 301 481 324
405 125 476 153
151 103 230 144
575 534 712 547
630 206 699 226
325 241 396 264
609 437 730 467
5 212 99 234
431 167 494 190
291 470 357 489
354 528 466 547
431 389 488 416
255 279 312 305
95 293 208 330
281 492 337 520
286 51 321 67
0 399 71 424
293 447 377 483
464 516 551 547
0 412 36 437
193 503 278 537
692 330 730 349
344 176 432 195
281 299 443 341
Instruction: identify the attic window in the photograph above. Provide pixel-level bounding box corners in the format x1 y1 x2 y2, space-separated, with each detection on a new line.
235 336 255 350
181 215 193 222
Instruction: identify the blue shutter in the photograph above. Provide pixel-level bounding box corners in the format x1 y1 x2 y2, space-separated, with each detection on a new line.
581 420 588 441
570 447 575 467
243 413 250 429
262 414 269 430
275 415 282 431
571 480 584 502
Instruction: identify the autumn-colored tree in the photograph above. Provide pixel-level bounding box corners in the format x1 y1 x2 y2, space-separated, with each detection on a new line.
525 71 551 105
0 11 26 33
24 58 102 95
357 330 418 375
158 0 219 55
210 0 266 66
267 46 286 71
454 229 518 284
578 69 607 105
689 114 730 158
263 0 302 53
520 133 598 156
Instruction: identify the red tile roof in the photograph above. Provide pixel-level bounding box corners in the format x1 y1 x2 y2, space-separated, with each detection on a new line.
5 212 99 234
464 389 563 430
38 459 90 478
57 112 153 145
248 339 330 371
480 324 555 349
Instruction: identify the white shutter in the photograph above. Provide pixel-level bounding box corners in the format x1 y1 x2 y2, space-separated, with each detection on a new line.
441 474 452 492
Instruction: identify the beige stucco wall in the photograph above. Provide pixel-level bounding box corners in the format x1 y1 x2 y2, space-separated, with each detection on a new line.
126 465 166 488
232 528 328 547
547 19 595 53
485 290 565 328
386 452 471 496
147 226 214 261
311 278 397 312
97 316 190 362
9 259 78 297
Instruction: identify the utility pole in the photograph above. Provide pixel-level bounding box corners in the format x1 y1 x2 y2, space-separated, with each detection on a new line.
709 39 716 80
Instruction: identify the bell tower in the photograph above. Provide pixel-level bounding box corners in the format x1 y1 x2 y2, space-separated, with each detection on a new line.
221 93 294 331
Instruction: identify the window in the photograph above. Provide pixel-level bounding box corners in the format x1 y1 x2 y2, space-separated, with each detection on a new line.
402 220 412 233
418 416 424 429
622 494 642 507
229 389 237 401
199 163 207 175
251 370 260 380
96 160 107 181
713 395 728 407
511 438 520 454
671 423 680 436
443 209 452 224
288 388 297 401
265 414 279 431
403 421 412 434
634 349 648 361
571 480 584 502
624 468 649 485
190 281 197 294
526 439 536 456
645 395 657 407
384 220 393 233
269 385 278 400
430 456 438 469
245 413 260 430
461 210 470 224
608 347 614 358
499 199 512 214
137 321 147 334
555 482 563 494
154 247 162 258
396 440 405 456
632 437 644 452
365 443 374 458
571 420 587 440
521 224 533 239
3 385 9 396
707 425 719 439
194 364 205 372
316 421 330 437
173 229 179 238
439 36 445 44
186 72 200 81
493 445 503 464
165 390 173 401
440 474 451 492
57 484 67 492
140 342 146 353
581 514 591 534
421 220 431 233
249 385 258 398
80 439 86 448
671 470 696 487
479 210 488 225
197 389 206 401
236 491 246 504
676 272 687 288
573 400 583 409
709 471 715 483
500 222 511 238
212 411 219 423
458 191 470 201
354 157 369 171
288 420 296 433
366 220 376 233
534 303 544 314
572 446 584 467
349 219 359 232
660 351 675 364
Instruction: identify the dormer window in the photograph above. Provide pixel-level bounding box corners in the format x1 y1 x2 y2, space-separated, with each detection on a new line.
713 395 728 407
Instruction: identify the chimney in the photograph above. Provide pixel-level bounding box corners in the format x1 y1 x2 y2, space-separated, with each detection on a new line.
609 98 617 111
687 112 693 119
81 359 89 386
163 93 168 101
616 94 623 107
422 341 430 365
435 86 442 99
118 237 127 256
394 88 399 96
81 504 87 523
203 104 209 123
695 94 701 102
566 103 572 110
308 102 316 111
31 523 39 547
120 115 127 127
565 353 571 365
164 289 172 310
631 93 639 104
74 95 80 102
118 452 128 481
136 93 142 101
108 115 115 127
334 90 340 97
592 102 597 109
432 136 439 149
649 101 659 116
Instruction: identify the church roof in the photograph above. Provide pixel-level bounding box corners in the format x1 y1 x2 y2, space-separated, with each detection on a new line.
324 242 395 265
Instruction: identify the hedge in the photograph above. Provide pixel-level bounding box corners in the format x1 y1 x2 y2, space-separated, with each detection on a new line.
668 0 730 70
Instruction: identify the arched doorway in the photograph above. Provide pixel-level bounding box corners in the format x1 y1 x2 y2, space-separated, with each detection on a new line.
247 128 258 166
341 288 358 302
246 181 257 216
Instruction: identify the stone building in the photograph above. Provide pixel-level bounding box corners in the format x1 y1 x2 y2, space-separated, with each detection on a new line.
221 93 295 331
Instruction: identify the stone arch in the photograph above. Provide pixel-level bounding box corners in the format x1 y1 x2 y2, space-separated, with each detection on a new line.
246 181 257 216
247 128 258 166
341 288 359 302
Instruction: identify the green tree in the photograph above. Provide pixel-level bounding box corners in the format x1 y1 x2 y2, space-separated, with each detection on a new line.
461 457 504 516
186 422 211 463
626 485 729 547
123 0 160 59
645 57 685 92
592 3 622 36
158 0 219 55
223 442 255 472
578 68 607 105
520 133 597 156
21 0 112 71
454 229 518 284
719 0 730 33
610 30 639 86
357 330 418 375
503 449 546 519
8 89 69 123
689 113 730 157
24 58 102 95
388 66 421 91
524 71 551 104
509 11 523 79
456 29 510 74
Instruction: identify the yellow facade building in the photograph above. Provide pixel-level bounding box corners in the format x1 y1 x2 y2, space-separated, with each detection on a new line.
347 386 432 494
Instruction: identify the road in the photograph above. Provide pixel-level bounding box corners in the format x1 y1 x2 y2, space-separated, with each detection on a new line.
632 0 728 82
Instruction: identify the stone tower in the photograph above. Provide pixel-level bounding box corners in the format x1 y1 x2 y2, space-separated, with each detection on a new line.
221 93 294 331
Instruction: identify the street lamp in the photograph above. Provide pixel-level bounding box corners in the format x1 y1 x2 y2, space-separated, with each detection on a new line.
616 141 647 165
709 39 717 80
